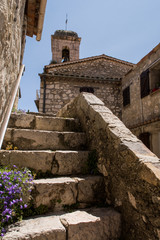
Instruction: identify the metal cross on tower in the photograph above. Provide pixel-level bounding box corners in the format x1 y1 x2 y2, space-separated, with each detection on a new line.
65 14 68 31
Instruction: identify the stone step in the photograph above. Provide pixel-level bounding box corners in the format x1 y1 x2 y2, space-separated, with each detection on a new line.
61 208 121 240
0 150 89 175
52 150 89 175
3 128 86 150
32 176 105 211
3 208 121 240
8 113 80 132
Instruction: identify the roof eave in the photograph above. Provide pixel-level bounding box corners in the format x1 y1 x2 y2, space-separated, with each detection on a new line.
26 0 47 41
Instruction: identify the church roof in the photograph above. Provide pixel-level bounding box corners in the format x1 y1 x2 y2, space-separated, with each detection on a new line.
45 54 134 69
43 54 134 80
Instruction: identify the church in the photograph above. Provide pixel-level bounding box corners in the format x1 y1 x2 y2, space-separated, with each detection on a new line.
37 30 160 158
37 30 134 119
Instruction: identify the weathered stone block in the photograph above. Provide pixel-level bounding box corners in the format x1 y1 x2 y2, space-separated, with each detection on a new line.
33 178 78 210
3 129 86 150
63 132 86 149
3 215 66 240
76 176 105 204
35 115 80 132
8 114 35 129
52 150 89 175
0 150 54 173
60 208 121 240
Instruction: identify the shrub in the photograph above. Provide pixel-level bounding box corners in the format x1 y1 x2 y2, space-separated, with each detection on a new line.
0 166 33 237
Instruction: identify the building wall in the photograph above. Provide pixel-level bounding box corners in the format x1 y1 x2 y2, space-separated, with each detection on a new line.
0 0 26 127
39 77 122 118
122 44 160 157
122 44 160 128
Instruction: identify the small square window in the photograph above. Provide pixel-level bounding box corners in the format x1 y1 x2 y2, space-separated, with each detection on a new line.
123 86 130 107
80 87 94 93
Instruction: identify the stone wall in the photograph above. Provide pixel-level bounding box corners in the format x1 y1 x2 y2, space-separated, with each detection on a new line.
122 44 160 128
58 93 160 240
0 0 26 128
39 76 122 118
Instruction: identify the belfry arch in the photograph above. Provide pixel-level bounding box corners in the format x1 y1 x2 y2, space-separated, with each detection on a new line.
62 47 70 62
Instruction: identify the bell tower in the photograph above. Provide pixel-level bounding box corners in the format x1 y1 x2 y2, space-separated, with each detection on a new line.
51 30 81 64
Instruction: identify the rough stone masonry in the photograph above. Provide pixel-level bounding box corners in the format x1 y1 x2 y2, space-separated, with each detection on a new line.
58 92 160 240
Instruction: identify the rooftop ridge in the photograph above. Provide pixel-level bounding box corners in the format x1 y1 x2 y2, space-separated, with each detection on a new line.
45 54 134 69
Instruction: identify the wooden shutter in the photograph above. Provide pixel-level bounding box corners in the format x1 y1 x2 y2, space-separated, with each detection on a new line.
123 86 130 107
140 69 150 98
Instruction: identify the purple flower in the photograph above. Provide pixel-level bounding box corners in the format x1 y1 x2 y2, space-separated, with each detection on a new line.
6 215 11 222
0 167 33 237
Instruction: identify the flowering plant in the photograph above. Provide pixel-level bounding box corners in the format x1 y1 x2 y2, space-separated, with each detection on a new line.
5 142 18 150
12 108 26 114
0 166 33 237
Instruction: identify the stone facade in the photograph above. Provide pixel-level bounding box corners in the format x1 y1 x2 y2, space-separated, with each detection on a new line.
122 43 160 157
0 0 47 145
0 0 26 129
39 76 122 118
39 50 133 118
58 92 160 240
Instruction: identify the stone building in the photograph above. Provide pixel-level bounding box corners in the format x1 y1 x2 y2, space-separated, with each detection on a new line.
0 0 47 145
122 43 160 157
38 30 133 118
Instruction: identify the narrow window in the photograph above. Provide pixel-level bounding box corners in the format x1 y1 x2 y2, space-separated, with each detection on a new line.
150 67 160 92
80 87 94 93
139 132 150 149
62 49 70 62
123 86 130 107
140 69 150 98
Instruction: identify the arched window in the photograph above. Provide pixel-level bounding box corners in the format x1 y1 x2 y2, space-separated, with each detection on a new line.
62 48 70 62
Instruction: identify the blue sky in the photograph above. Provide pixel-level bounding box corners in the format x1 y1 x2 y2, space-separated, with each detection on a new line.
19 0 160 112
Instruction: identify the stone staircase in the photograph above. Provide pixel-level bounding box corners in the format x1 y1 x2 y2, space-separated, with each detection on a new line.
1 113 121 240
